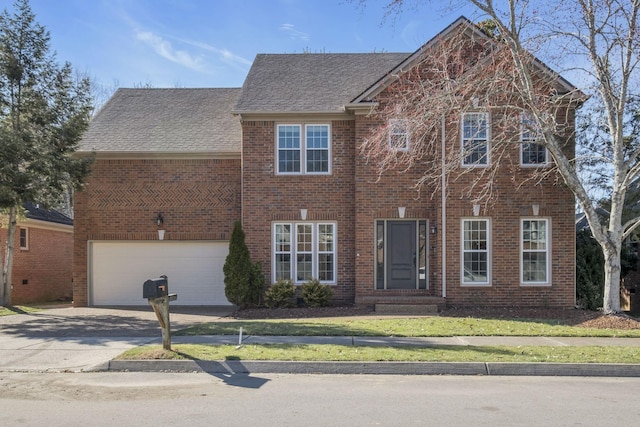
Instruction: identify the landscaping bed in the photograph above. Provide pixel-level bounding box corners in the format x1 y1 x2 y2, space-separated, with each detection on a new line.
232 305 640 330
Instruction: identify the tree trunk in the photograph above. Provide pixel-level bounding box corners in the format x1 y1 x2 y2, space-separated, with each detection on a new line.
602 243 622 314
1 206 17 307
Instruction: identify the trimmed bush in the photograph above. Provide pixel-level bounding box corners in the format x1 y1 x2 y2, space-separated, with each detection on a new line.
301 279 333 307
264 279 296 308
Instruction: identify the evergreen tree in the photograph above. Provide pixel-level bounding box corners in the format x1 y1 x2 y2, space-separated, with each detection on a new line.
223 221 262 307
0 0 94 306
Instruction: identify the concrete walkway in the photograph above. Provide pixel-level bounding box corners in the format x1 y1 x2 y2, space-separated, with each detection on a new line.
2 306 640 376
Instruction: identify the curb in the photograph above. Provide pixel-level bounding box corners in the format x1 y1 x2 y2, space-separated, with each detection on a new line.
107 360 640 377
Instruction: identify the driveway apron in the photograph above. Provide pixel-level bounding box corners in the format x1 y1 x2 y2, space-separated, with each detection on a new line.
0 306 235 372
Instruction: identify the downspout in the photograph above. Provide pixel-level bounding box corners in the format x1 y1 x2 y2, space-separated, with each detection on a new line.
441 115 447 299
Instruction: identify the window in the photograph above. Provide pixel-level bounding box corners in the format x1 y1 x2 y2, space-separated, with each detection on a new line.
388 119 409 151
277 124 330 174
521 219 549 284
273 222 336 283
462 219 490 285
520 112 547 165
462 112 489 166
19 228 28 250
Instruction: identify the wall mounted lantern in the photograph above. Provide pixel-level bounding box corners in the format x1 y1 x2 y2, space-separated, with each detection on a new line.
156 213 164 227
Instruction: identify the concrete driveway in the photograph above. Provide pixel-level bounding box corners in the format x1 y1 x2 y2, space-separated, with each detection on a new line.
0 305 235 372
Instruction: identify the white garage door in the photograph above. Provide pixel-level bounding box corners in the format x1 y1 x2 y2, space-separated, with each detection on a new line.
90 241 231 306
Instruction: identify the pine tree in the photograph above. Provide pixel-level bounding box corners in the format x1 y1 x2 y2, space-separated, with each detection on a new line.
0 0 94 306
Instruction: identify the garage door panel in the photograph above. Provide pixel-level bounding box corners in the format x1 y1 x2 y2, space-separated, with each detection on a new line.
91 241 230 306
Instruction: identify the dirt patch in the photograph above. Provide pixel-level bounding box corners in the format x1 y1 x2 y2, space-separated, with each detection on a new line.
232 305 640 329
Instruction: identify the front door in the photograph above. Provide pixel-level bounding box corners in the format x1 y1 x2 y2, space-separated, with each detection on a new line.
376 220 428 290
387 221 417 289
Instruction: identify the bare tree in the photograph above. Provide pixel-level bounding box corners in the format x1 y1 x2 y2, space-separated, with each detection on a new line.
357 0 638 313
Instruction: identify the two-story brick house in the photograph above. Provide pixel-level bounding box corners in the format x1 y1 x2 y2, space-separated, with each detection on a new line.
73 17 576 308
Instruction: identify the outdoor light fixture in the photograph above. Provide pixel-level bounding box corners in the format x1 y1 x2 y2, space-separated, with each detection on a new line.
156 213 164 227
431 225 437 234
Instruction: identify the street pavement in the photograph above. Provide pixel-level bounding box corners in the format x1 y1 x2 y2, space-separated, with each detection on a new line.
1 305 640 376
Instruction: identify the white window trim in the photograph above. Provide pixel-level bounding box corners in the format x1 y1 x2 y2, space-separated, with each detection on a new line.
520 112 549 167
388 119 410 152
19 227 29 250
461 218 491 286
461 112 490 167
272 221 337 285
276 123 332 175
520 218 551 286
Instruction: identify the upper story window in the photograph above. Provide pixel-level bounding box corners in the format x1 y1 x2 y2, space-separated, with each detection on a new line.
277 124 331 174
520 112 548 166
19 228 28 250
388 119 409 151
461 112 489 166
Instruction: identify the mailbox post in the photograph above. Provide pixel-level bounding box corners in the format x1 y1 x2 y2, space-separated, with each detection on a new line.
143 275 177 351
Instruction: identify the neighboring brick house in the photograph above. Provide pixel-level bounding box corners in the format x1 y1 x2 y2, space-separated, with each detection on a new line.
74 17 577 308
1 203 73 304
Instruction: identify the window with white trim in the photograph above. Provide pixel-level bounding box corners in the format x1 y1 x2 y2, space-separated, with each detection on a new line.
277 124 330 174
461 112 489 166
273 222 336 283
462 219 490 285
521 219 549 284
388 119 409 151
520 112 547 166
19 228 28 250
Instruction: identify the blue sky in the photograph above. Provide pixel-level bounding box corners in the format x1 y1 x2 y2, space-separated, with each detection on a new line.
24 0 480 90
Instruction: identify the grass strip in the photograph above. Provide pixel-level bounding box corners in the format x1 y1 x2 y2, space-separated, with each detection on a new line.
117 344 640 364
0 305 41 316
176 317 640 338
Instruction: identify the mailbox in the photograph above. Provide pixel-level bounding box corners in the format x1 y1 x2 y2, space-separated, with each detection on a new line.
143 275 168 299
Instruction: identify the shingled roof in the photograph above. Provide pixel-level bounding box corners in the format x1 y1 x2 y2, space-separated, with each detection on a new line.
80 88 241 154
233 53 410 113
23 202 73 226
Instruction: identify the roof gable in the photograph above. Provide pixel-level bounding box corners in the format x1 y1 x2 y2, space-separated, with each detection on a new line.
352 16 581 104
80 88 242 154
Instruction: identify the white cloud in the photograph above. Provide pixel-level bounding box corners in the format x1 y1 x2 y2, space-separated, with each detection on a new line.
175 38 252 69
280 23 309 41
136 30 205 71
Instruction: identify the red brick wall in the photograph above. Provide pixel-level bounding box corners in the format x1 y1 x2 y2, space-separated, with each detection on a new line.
354 114 441 304
73 158 241 306
241 120 356 303
353 108 576 308
1 225 73 304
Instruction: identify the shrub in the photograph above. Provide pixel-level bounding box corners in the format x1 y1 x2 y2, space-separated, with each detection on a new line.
576 229 638 310
301 279 333 307
576 230 604 310
264 279 296 308
223 221 262 307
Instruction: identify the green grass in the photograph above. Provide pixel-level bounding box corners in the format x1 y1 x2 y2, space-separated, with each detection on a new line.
0 305 41 316
117 343 640 364
176 317 640 338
